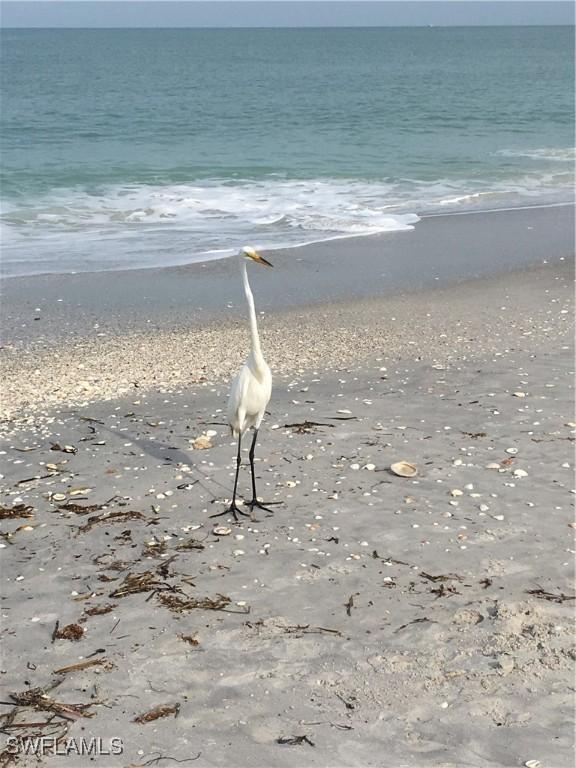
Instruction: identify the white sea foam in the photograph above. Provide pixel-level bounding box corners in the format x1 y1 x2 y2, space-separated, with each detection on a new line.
1 168 574 277
496 147 576 162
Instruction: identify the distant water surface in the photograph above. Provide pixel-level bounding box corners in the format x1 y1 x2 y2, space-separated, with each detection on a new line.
1 26 574 276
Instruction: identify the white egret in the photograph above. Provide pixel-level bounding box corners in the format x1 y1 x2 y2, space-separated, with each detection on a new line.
211 246 276 522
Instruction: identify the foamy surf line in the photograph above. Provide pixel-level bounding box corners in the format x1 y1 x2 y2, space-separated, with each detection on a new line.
0 166 574 277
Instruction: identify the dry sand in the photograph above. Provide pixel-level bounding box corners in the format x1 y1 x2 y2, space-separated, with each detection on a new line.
0 260 574 768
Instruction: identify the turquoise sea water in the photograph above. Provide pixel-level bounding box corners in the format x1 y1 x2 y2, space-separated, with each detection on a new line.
1 26 574 276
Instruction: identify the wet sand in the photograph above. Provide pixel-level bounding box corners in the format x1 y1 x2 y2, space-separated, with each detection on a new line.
0 245 574 765
1 203 574 346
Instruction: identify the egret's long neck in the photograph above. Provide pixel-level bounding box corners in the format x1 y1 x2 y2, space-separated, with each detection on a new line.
241 260 263 361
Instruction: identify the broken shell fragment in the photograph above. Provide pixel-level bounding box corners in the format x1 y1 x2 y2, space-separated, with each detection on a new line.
390 461 418 478
213 526 232 536
192 435 213 450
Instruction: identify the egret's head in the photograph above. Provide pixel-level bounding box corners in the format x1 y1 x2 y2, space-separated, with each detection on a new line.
240 246 273 267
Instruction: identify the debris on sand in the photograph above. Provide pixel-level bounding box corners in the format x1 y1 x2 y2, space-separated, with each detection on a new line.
84 603 117 617
134 704 180 724
54 658 113 675
57 496 118 515
276 735 315 747
9 686 95 719
78 509 152 534
175 537 205 551
526 588 575 604
284 421 334 434
109 571 167 599
157 593 234 613
179 633 200 646
50 443 77 454
0 504 34 520
191 434 213 450
53 623 84 641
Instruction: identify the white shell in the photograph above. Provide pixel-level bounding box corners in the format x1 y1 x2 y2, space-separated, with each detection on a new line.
213 526 232 536
390 461 418 478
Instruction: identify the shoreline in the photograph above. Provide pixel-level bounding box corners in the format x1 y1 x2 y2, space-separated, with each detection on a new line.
1 202 574 348
2 199 572 283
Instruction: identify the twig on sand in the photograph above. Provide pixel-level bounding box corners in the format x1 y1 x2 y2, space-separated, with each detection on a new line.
132 753 201 767
276 735 315 747
527 587 575 603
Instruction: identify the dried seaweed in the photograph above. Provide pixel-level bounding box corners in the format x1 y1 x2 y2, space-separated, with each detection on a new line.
58 496 118 515
157 593 234 613
109 571 165 599
84 603 117 617
134 704 180 724
246 620 341 637
276 735 315 746
78 509 151 534
175 537 205 552
54 623 84 641
0 504 34 521
9 688 94 719
394 617 433 634
178 634 200 646
421 571 464 583
526 588 575 603
142 537 168 557
430 583 460 599
284 421 334 434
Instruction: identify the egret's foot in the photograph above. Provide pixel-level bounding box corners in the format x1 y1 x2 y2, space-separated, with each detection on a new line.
210 503 249 523
246 498 283 515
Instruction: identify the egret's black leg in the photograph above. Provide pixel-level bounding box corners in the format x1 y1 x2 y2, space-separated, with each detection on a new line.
247 428 281 514
210 434 249 522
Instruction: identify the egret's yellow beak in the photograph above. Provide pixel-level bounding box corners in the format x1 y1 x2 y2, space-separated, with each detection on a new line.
251 251 273 267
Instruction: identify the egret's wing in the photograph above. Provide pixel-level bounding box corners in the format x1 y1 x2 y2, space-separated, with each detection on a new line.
227 365 252 434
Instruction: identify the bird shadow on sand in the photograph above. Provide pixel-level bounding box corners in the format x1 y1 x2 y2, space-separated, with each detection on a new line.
90 421 234 501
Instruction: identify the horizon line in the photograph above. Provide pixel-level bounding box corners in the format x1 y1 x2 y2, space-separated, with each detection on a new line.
2 22 574 29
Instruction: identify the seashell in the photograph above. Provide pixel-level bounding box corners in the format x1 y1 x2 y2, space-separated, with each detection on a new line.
485 462 501 470
513 469 528 478
52 493 66 501
69 487 92 496
450 489 463 497
512 392 527 398
192 435 213 450
213 526 232 536
390 461 418 478
364 463 376 471
524 761 542 768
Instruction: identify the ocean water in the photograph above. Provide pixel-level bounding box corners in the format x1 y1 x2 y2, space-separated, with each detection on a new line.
1 26 574 277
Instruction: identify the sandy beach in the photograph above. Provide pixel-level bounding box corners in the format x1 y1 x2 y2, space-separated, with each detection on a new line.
0 204 574 767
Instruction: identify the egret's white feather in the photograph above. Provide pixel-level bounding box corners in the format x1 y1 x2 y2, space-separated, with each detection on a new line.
227 250 272 437
228 358 272 437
